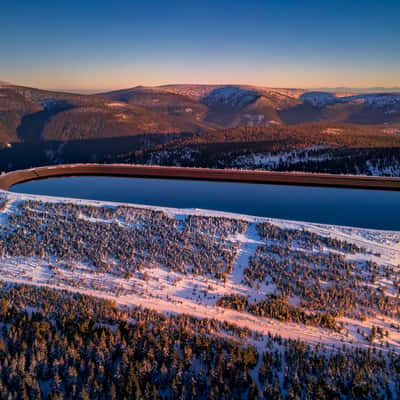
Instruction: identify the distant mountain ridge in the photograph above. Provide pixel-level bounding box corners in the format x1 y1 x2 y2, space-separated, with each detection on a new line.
0 83 210 144
0 81 399 150
101 84 400 127
313 86 400 93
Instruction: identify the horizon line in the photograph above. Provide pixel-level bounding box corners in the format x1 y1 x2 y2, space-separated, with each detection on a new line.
2 80 400 95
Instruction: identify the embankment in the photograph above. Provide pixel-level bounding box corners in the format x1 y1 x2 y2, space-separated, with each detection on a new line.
1 163 400 191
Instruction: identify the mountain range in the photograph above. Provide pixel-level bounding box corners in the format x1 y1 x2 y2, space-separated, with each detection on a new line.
1 82 400 145
101 84 400 128
1 81 400 174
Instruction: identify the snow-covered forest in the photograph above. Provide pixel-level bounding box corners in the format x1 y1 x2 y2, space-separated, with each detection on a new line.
0 190 399 398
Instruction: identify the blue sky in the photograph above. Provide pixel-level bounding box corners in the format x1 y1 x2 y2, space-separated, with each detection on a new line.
1 0 399 90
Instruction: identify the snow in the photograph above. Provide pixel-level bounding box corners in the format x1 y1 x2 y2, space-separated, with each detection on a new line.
300 91 400 108
228 224 264 291
300 92 337 107
1 189 400 352
0 198 21 226
345 93 400 107
202 86 259 109
40 99 68 110
242 113 266 126
231 146 332 169
227 145 400 176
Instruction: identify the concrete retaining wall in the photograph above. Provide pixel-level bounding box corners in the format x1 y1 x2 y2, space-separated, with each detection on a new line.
1 164 400 191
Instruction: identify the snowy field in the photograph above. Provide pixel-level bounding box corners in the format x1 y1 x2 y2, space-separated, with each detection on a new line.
0 189 399 353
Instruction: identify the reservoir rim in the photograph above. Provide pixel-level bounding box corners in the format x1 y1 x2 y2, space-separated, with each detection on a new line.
2 163 400 191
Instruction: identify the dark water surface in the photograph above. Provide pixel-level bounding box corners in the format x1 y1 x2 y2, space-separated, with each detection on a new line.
10 176 400 230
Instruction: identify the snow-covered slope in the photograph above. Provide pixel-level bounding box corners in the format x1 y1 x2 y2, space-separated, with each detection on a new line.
201 86 259 109
1 189 400 352
346 93 400 107
301 91 400 108
300 92 337 107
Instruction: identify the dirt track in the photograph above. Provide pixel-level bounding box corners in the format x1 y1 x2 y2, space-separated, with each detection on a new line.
1 163 400 191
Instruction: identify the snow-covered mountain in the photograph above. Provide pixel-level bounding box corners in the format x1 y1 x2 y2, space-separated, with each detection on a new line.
201 86 259 109
301 91 400 108
1 82 400 149
162 85 400 125
346 93 400 107
300 91 338 107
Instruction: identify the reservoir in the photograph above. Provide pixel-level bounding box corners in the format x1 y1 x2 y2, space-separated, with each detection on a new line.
10 175 400 230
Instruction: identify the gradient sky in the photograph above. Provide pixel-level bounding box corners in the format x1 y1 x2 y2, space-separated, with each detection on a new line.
1 0 399 91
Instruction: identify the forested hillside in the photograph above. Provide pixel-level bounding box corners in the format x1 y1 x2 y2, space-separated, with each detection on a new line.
1 82 400 175
0 282 398 399
112 123 400 176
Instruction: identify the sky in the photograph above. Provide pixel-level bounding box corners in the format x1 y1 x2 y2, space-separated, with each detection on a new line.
0 0 399 91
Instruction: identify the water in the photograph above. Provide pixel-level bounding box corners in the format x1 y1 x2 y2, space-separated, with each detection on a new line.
10 176 400 230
